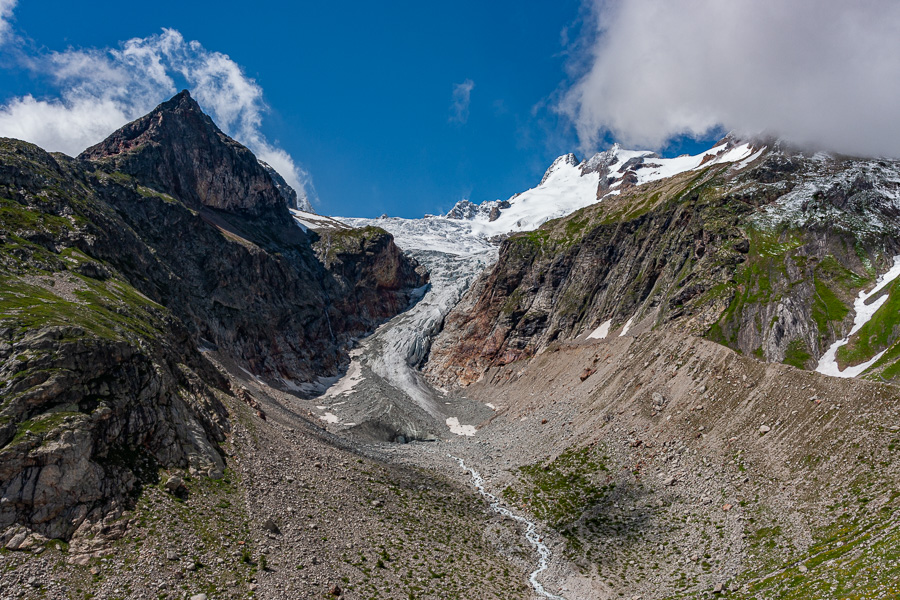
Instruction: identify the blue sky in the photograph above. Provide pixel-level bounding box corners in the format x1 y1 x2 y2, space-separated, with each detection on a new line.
0 0 726 217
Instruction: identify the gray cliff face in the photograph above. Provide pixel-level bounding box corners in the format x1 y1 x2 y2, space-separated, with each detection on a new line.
0 328 228 546
0 138 232 547
0 93 425 547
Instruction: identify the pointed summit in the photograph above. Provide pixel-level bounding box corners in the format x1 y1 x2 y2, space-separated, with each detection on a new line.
79 90 288 218
540 153 579 185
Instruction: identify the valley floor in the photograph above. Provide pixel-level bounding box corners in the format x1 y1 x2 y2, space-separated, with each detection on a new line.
5 253 900 600
4 322 900 599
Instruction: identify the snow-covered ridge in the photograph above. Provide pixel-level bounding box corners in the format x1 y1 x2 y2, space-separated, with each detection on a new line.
289 209 351 232
600 141 759 189
440 139 758 240
335 139 759 256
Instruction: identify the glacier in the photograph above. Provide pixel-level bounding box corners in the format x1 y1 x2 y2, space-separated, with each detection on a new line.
312 139 765 439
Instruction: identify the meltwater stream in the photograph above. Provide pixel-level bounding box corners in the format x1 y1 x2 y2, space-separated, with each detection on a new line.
451 455 567 600
326 217 568 596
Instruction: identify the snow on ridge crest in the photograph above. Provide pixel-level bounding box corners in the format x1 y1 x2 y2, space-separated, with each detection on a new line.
445 138 756 234
339 138 760 257
540 153 580 185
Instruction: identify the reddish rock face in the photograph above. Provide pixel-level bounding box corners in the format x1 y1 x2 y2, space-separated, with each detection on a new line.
313 226 429 327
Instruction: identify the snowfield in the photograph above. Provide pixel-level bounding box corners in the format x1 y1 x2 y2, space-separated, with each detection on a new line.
340 139 758 254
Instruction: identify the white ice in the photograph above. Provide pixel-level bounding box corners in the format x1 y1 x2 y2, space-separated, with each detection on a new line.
322 356 363 398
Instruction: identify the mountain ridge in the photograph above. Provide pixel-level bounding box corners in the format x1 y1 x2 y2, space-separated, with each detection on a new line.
0 92 425 552
424 141 900 386
5 87 900 600
79 90 290 219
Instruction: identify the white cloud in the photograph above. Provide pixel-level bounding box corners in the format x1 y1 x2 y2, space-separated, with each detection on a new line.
0 18 317 205
0 0 15 45
0 95 135 156
255 145 315 211
449 79 475 124
561 0 900 158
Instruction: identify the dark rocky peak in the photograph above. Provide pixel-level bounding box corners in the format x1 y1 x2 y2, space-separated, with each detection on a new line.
445 199 479 220
79 90 288 219
445 198 512 221
617 155 651 173
581 144 620 175
714 131 792 159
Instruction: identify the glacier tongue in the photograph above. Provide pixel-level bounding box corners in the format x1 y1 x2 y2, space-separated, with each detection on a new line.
312 236 496 440
362 246 494 416
319 138 763 438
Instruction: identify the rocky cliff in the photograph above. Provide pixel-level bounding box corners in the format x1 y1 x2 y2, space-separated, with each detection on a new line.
0 92 425 548
79 91 285 218
426 140 900 386
313 225 428 327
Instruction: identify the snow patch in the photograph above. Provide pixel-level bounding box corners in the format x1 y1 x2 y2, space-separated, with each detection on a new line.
290 209 351 231
319 412 339 424
619 315 635 337
323 359 364 398
587 320 611 340
736 147 767 170
816 255 900 378
446 417 477 436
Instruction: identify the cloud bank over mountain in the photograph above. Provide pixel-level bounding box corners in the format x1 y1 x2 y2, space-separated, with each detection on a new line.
561 0 900 158
0 19 315 205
